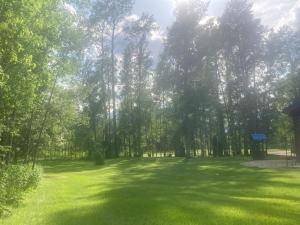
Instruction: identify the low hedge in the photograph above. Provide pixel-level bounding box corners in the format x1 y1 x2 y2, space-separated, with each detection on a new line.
0 165 41 216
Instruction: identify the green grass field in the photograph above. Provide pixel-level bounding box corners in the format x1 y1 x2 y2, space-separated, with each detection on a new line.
1 158 300 225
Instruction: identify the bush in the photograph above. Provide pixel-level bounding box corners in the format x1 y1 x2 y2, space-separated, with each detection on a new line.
0 165 41 216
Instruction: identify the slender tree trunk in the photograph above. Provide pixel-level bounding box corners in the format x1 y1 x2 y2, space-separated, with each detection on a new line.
244 133 249 156
111 23 118 158
32 74 58 169
136 40 145 157
100 27 107 159
6 109 16 165
24 111 34 164
294 116 300 162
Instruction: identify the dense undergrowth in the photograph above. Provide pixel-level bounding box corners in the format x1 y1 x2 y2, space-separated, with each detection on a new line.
0 165 41 216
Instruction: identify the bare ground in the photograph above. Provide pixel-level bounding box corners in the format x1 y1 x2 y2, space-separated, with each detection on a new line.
242 160 300 168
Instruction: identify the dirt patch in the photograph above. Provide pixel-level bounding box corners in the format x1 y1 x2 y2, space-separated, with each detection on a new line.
242 160 300 168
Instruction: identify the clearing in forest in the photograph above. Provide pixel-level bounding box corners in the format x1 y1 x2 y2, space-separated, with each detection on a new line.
1 159 300 225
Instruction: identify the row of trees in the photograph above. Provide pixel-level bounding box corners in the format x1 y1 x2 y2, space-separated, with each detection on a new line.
75 0 300 160
154 0 300 158
1 0 299 166
0 0 82 167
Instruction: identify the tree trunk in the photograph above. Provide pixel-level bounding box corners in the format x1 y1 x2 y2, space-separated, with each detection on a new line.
294 115 300 162
32 74 58 169
111 23 118 158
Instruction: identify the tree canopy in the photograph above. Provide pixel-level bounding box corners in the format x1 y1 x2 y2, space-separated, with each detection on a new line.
1 0 299 166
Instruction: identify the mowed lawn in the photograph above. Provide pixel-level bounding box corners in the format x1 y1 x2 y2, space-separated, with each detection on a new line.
1 159 300 225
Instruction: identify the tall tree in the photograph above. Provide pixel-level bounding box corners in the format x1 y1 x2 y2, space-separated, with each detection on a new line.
162 0 208 157
121 14 156 157
220 0 263 156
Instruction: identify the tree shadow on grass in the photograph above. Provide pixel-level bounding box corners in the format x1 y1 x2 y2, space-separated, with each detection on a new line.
41 159 126 174
47 159 300 225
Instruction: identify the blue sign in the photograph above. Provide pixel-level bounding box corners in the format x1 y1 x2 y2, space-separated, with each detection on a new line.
251 133 267 141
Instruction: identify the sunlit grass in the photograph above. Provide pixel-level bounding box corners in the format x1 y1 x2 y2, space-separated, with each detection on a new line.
1 158 300 225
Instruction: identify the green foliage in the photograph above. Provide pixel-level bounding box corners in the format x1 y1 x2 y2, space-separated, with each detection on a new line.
0 165 41 216
0 0 299 167
0 0 84 165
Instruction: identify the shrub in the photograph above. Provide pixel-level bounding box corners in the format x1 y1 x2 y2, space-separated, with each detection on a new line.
0 165 41 216
0 169 8 216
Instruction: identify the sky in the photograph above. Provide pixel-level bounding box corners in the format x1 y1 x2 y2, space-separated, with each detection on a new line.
131 0 300 61
64 0 300 64
133 0 300 30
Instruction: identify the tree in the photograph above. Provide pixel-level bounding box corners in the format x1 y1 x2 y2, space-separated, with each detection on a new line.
120 14 156 157
160 0 209 157
220 0 264 157
89 0 134 158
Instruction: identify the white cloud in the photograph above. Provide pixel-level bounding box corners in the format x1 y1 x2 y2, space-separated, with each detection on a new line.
63 3 77 15
124 14 139 22
123 14 166 42
150 28 166 42
273 1 300 30
252 0 300 29
199 16 216 25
